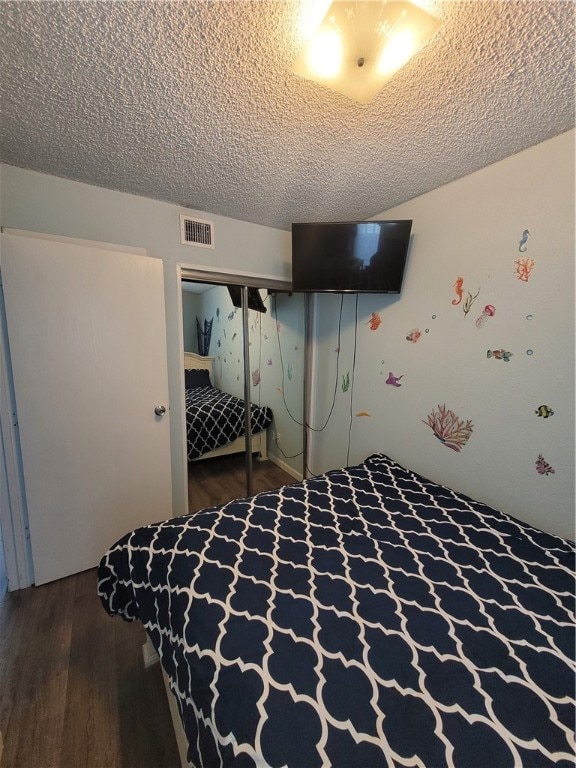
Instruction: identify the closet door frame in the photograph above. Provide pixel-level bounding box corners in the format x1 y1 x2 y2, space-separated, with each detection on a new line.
178 265 293 507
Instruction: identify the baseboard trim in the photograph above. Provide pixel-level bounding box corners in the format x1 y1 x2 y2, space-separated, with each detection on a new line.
267 453 303 482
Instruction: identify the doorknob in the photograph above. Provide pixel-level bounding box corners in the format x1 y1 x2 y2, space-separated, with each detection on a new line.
154 405 167 416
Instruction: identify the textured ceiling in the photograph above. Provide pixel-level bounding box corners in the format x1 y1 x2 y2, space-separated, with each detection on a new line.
0 1 574 231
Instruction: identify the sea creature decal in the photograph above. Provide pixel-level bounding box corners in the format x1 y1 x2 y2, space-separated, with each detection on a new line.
487 349 513 362
386 372 404 387
252 369 261 386
227 311 235 321
515 258 535 282
424 404 474 452
535 405 554 419
287 364 293 381
356 411 371 417
475 304 496 328
406 328 422 343
368 312 382 330
462 288 480 317
518 229 530 252
452 277 464 305
535 454 555 475
342 372 350 392
267 358 273 366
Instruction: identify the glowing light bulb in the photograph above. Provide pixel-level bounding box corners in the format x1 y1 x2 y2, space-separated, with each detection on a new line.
378 28 417 76
307 27 343 79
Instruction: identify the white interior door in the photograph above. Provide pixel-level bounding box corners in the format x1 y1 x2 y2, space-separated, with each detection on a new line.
1 231 173 585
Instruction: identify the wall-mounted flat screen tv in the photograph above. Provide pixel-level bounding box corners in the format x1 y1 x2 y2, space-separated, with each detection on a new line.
291 220 413 293
227 285 267 313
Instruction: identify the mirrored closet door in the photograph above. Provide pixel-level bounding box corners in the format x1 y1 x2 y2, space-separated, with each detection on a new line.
181 274 305 512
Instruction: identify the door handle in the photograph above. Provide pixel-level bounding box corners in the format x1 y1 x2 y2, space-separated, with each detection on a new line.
154 405 167 416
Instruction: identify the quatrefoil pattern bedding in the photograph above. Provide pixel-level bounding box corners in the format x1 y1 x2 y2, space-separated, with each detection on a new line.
185 385 272 460
98 453 575 768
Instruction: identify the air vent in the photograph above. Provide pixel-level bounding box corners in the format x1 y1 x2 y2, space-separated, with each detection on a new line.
180 215 215 249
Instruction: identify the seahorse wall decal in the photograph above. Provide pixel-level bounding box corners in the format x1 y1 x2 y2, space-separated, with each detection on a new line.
519 229 530 252
451 277 464 305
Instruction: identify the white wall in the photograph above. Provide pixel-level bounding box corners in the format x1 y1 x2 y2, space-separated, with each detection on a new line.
308 130 575 540
0 164 291 518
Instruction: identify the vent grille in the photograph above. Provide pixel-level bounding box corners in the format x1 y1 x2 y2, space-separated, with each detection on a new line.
180 215 215 249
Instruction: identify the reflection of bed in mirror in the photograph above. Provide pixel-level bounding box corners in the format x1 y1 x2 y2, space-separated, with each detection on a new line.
184 351 270 462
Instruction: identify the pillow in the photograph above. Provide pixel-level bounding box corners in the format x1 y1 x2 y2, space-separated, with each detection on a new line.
185 368 211 389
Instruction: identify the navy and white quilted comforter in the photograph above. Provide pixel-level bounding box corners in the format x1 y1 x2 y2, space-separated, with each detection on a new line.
185 385 272 460
98 453 575 768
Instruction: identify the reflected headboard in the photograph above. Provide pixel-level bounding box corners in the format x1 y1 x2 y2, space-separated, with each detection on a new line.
184 351 215 378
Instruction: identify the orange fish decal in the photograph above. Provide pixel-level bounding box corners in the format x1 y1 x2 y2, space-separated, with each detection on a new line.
368 313 382 330
406 328 422 343
356 411 371 417
452 276 464 305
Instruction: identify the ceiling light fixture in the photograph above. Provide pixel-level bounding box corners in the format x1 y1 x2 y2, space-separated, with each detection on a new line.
293 0 443 104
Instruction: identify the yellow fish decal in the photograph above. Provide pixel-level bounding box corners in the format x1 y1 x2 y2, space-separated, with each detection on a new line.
535 404 554 418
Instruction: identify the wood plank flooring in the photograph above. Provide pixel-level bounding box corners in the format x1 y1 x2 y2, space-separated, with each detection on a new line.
0 456 295 768
188 453 297 512
0 568 179 768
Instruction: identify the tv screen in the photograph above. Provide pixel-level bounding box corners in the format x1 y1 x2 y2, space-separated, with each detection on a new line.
291 220 412 293
227 285 267 313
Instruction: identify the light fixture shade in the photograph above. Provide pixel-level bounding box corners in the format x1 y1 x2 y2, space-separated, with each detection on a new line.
293 0 443 103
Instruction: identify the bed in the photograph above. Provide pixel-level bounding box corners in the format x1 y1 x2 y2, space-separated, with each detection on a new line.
98 452 575 768
184 351 271 462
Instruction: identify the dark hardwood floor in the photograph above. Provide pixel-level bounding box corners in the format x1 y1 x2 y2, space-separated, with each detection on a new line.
187 453 297 512
0 455 295 768
0 568 180 768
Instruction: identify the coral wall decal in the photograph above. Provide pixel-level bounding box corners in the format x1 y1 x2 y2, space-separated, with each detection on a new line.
424 404 474 451
515 258 535 282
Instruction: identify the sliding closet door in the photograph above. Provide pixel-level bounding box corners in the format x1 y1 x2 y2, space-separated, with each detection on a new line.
2 232 173 584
